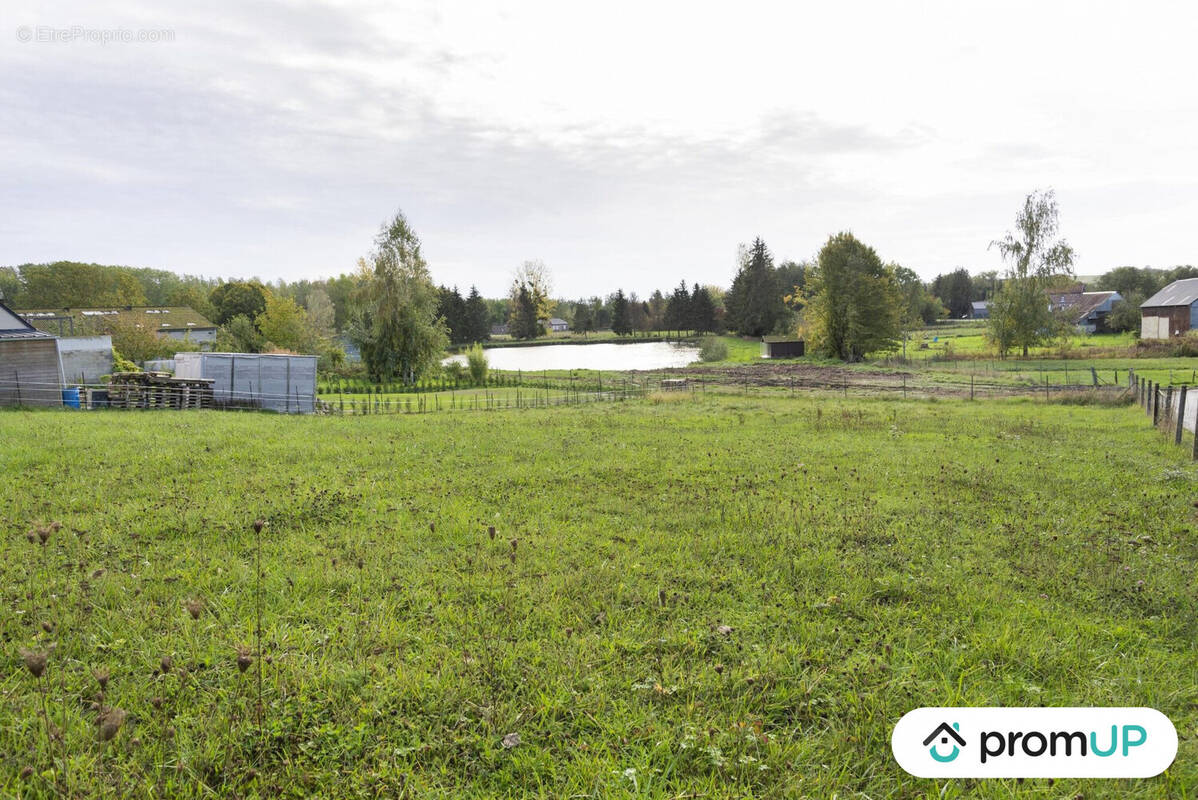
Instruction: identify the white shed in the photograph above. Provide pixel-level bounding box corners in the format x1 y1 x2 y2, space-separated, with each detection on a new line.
174 352 317 413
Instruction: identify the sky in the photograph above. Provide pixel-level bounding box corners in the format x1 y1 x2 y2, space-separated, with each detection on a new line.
2 0 1197 298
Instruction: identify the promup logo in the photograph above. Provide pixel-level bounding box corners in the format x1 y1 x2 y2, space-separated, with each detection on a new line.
923 722 966 762
893 708 1177 778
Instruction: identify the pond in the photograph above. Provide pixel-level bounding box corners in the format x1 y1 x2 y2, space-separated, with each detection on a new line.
444 341 700 372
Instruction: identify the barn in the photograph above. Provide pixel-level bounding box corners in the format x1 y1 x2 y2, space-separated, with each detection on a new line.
1140 278 1198 339
174 351 318 413
0 299 64 407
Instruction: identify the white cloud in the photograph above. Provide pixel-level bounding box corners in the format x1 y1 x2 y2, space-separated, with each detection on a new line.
2 0 1196 294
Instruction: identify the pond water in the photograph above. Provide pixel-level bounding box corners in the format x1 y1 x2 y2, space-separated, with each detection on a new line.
444 341 700 372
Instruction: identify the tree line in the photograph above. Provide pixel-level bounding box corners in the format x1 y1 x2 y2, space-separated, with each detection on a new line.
6 193 1195 376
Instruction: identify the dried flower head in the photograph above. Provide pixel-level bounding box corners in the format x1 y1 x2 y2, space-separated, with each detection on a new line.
20 648 47 678
37 526 52 545
19 766 33 780
235 647 253 673
160 655 173 673
93 668 110 690
488 525 496 539
185 598 203 620
252 519 265 534
97 707 126 741
150 696 164 710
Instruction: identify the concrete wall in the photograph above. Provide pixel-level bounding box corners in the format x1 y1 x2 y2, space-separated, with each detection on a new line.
58 335 113 384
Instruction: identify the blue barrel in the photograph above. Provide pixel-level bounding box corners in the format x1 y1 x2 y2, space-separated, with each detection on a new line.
62 387 81 408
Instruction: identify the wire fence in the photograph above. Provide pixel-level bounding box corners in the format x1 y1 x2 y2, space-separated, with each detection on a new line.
0 371 1139 415
1133 373 1198 460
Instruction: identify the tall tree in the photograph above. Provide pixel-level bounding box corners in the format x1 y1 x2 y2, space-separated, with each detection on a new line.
987 189 1075 357
257 294 314 352
508 260 555 331
347 210 449 383
611 289 631 336
664 281 691 335
806 232 902 361
726 238 785 337
572 299 594 335
210 281 269 326
647 289 667 331
510 283 542 339
463 286 490 342
437 286 468 343
930 269 975 318
690 284 718 334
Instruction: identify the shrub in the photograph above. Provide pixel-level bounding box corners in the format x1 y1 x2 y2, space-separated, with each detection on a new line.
465 344 488 384
698 336 728 362
443 361 464 382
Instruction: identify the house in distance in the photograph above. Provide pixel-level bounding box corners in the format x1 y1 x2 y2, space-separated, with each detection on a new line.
1047 287 1122 333
1140 277 1198 339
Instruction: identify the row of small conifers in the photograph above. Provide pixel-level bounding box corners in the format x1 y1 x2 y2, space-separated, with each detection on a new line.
1133 371 1197 459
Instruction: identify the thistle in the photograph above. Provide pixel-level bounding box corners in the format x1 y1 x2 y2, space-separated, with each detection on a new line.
20 648 48 678
185 598 203 620
97 707 126 742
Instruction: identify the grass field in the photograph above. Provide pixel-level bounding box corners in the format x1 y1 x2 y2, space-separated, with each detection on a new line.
2 396 1196 797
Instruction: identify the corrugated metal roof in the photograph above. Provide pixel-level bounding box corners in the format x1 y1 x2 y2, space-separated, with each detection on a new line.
0 329 56 340
0 299 55 339
1141 278 1198 308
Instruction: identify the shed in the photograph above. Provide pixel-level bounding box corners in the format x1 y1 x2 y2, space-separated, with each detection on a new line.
970 301 991 319
174 351 317 413
0 299 64 407
761 337 806 358
1140 278 1198 339
548 317 569 332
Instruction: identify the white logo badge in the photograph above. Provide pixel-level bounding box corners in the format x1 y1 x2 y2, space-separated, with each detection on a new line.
892 707 1177 778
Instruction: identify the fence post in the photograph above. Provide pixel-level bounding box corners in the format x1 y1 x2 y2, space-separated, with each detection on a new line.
1152 383 1160 425
1175 386 1187 445
1164 385 1174 432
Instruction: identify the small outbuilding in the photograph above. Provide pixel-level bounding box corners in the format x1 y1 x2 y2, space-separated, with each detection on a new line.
174 351 318 413
548 317 569 332
761 337 806 359
1140 278 1198 339
0 299 64 407
970 301 991 319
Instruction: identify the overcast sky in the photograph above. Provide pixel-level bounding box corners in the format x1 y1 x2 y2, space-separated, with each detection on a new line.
3 1 1197 297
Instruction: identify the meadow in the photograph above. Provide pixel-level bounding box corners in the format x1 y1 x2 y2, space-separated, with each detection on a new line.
2 393 1196 798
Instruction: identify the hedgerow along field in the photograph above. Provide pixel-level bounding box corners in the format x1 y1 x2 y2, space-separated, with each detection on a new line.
2 395 1195 798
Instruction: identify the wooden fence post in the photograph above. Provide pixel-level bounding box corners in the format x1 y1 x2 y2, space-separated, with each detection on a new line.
1175 386 1187 446
1164 385 1174 432
1152 383 1160 425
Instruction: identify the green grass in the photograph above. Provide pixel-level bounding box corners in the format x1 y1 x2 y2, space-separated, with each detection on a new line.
2 396 1196 797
